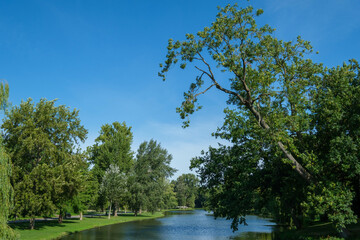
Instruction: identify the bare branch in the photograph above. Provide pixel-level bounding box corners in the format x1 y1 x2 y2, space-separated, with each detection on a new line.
194 84 215 99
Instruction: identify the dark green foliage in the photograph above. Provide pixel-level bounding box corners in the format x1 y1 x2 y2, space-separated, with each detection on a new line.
163 180 178 209
161 2 360 234
173 173 198 208
71 166 99 218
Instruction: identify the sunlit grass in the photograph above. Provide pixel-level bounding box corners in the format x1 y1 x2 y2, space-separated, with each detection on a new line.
9 212 164 240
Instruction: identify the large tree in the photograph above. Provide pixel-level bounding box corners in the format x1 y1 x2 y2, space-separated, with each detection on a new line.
129 140 176 215
160 2 359 234
89 121 133 211
2 98 87 228
159 4 322 182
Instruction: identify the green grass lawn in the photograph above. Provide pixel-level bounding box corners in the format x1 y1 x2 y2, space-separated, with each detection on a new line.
9 212 164 240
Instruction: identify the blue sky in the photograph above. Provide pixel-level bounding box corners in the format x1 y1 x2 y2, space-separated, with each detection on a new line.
0 0 359 179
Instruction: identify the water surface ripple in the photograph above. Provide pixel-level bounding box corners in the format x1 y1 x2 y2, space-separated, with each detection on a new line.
61 210 275 240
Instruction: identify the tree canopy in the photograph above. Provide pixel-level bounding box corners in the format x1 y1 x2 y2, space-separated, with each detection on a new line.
2 98 87 228
129 139 176 215
90 121 133 183
160 3 360 233
173 173 199 208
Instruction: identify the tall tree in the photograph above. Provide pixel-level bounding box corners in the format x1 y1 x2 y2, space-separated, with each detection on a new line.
129 140 176 215
90 121 134 183
2 98 87 228
160 3 359 234
159 4 322 182
0 82 18 239
89 121 133 211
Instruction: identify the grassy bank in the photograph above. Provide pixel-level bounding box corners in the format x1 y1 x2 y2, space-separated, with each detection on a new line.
273 221 360 240
9 212 164 240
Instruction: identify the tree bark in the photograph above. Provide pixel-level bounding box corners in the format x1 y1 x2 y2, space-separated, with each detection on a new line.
210 69 314 182
29 218 35 230
248 104 313 182
58 214 63 224
113 203 118 217
108 202 112 219
80 211 83 221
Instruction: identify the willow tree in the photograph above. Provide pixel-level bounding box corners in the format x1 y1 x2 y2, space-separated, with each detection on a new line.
0 82 17 239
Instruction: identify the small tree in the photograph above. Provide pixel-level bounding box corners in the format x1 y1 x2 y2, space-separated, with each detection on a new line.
100 164 126 219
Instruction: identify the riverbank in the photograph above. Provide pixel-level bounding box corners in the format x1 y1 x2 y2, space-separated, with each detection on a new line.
9 212 164 240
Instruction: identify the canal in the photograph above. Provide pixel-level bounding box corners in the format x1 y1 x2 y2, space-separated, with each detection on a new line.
61 210 275 240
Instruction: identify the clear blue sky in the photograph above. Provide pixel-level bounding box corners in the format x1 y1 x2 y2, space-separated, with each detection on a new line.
1 0 359 179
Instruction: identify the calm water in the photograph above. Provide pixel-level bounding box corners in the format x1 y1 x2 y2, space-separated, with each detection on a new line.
61 210 275 240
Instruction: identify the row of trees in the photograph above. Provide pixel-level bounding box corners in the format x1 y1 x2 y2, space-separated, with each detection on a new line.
0 95 203 236
160 2 360 236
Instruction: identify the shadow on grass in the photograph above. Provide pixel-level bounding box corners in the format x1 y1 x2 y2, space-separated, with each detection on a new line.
8 219 79 231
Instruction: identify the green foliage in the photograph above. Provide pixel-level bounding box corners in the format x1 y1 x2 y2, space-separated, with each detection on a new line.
2 98 87 227
90 121 134 183
0 140 18 240
173 173 199 208
0 82 18 239
100 164 127 218
161 2 360 234
129 140 176 214
163 180 178 209
72 170 99 215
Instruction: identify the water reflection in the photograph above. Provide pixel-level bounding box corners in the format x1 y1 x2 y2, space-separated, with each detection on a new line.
62 210 275 240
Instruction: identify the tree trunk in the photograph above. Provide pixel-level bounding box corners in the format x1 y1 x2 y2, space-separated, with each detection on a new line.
139 208 142 215
80 211 83 221
340 227 350 238
352 176 360 217
134 210 138 216
29 218 35 230
58 214 63 224
108 202 112 219
248 104 313 182
124 207 127 214
291 210 302 230
113 203 118 217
